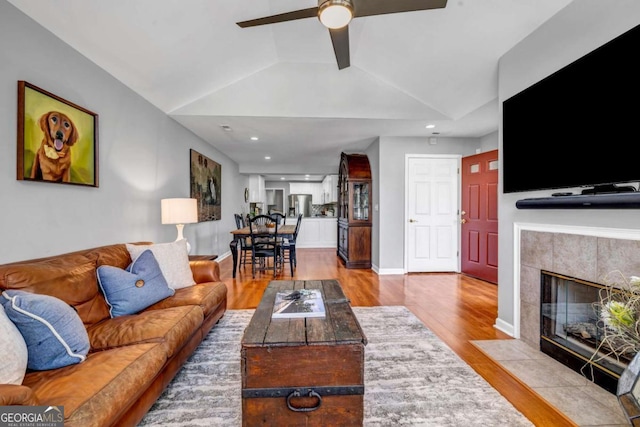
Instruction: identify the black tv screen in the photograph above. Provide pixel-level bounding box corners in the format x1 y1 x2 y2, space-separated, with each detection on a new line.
502 23 640 194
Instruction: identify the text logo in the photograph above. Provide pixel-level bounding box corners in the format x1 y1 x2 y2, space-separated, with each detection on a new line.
0 406 64 427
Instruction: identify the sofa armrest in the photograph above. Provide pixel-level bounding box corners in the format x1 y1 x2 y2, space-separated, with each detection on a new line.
190 260 220 283
0 385 39 406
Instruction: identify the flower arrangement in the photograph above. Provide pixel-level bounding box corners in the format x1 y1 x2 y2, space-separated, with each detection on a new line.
591 271 640 362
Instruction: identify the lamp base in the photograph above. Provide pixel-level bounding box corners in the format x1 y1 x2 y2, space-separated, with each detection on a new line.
174 224 191 253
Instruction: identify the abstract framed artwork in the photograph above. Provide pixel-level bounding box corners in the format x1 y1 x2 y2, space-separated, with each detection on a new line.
190 149 221 221
17 81 99 187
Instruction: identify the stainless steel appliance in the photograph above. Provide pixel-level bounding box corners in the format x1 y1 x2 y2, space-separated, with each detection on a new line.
287 194 312 217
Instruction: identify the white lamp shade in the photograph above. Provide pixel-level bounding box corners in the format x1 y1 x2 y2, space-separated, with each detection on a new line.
161 198 198 225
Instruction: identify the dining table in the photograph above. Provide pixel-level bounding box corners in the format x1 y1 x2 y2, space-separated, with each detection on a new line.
229 224 296 278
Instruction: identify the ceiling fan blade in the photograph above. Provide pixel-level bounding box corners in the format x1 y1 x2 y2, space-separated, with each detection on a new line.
354 0 447 18
329 26 350 70
237 7 318 28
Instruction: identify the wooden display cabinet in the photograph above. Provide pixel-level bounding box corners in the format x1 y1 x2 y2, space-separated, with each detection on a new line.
337 153 372 269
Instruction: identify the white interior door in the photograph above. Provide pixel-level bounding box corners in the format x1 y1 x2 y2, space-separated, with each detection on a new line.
405 155 460 272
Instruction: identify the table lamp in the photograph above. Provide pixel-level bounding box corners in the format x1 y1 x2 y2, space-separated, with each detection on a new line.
161 198 198 252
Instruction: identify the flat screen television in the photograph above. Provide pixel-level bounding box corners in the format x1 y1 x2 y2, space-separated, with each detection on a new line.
502 22 640 194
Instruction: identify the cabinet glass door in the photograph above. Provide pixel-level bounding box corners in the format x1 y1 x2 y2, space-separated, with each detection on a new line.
352 182 369 220
339 174 348 220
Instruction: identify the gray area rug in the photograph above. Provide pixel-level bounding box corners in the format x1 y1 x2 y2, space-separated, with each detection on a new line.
138 306 532 426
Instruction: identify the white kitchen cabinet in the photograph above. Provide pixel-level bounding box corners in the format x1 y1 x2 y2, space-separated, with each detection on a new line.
294 218 337 248
322 175 339 203
289 182 323 204
249 175 265 204
288 182 306 195
321 218 337 246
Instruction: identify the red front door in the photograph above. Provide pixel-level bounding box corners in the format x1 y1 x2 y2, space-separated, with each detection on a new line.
461 150 498 284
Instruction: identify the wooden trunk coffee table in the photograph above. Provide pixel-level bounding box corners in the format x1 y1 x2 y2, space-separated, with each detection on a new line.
241 279 367 426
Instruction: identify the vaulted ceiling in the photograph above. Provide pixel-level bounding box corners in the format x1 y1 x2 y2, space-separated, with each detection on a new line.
9 0 573 179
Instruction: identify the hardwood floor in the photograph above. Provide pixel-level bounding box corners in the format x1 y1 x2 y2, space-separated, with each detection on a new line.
217 248 577 427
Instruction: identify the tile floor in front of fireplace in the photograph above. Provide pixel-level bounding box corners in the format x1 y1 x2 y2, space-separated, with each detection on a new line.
471 339 630 426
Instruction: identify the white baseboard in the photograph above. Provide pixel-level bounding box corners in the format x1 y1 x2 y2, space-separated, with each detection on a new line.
216 251 230 261
377 268 406 275
494 318 515 338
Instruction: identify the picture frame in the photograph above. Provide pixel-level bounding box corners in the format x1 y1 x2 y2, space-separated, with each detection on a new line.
17 81 98 187
190 149 221 221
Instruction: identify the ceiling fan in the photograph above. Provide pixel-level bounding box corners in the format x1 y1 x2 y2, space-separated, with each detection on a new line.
237 0 447 70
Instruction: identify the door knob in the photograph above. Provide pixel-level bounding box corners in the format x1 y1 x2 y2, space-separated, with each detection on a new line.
461 218 467 224
461 210 466 216
409 219 418 223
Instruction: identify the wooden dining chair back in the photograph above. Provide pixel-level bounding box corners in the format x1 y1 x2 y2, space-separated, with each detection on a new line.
281 213 303 276
248 214 280 278
234 213 251 268
270 212 285 225
234 213 245 229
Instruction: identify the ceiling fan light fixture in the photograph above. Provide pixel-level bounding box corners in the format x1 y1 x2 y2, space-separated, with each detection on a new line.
318 0 353 29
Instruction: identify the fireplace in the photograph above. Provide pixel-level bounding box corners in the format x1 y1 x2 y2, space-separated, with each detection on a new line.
540 271 631 393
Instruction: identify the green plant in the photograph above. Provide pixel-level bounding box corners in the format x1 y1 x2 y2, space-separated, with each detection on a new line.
592 271 640 361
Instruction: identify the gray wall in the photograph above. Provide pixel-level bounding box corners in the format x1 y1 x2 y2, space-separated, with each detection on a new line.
365 139 380 269
0 1 245 263
496 0 640 330
377 136 480 272
480 131 498 152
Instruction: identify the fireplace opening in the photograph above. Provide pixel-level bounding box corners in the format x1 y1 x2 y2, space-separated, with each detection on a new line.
540 271 632 393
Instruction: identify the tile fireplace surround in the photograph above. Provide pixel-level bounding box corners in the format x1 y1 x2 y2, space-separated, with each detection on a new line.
506 224 640 425
518 226 640 348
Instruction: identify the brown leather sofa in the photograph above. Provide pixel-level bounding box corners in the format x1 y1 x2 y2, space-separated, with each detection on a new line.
0 243 227 427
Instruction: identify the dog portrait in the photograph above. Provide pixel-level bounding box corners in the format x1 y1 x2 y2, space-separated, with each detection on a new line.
17 81 98 187
31 111 78 182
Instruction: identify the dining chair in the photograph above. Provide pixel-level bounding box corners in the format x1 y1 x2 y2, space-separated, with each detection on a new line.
270 212 285 225
280 213 302 276
234 213 251 269
248 214 280 278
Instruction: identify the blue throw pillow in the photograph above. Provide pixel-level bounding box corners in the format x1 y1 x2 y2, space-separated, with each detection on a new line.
0 290 90 371
97 249 175 317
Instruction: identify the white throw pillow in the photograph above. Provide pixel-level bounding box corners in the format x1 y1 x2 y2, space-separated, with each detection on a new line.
0 303 28 384
126 239 195 289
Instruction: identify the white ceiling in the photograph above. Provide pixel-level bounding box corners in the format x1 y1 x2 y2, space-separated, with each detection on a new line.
9 0 573 180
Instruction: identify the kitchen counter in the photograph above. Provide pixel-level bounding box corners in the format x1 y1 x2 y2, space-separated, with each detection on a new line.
285 216 337 248
286 215 336 219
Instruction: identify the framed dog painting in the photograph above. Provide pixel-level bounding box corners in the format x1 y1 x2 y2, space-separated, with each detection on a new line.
190 149 221 221
17 81 99 187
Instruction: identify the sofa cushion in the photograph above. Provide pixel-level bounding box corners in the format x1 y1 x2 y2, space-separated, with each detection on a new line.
126 240 195 290
22 342 167 427
1 290 89 371
145 282 227 318
87 305 204 358
0 304 28 384
97 250 174 318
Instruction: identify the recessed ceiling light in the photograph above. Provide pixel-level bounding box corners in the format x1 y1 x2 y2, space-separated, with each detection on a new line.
305 177 309 180
280 177 285 180
305 174 310 177
250 136 259 141
264 156 271 160
425 124 435 129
